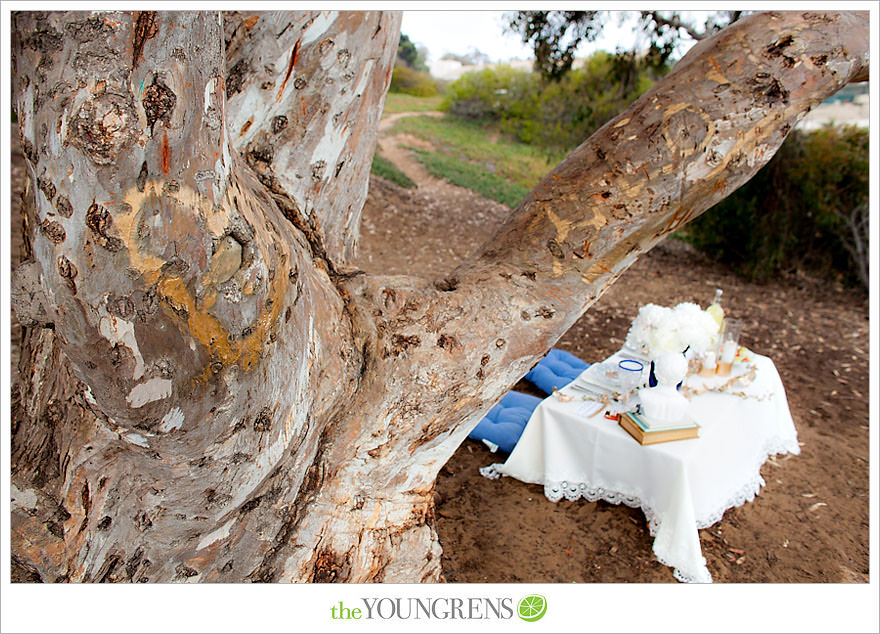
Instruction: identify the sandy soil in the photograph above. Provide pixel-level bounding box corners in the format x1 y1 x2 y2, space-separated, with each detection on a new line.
358 115 870 583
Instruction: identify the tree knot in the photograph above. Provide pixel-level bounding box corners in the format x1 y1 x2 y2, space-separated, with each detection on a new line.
69 93 137 165
86 202 123 252
143 74 176 134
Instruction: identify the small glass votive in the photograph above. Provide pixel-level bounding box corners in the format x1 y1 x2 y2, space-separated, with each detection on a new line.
699 351 717 377
618 359 644 405
716 318 743 376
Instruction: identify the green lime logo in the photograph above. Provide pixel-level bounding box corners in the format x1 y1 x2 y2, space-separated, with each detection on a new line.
517 594 547 622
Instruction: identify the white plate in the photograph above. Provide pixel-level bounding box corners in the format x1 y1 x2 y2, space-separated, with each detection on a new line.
618 346 650 365
565 381 606 400
572 366 621 394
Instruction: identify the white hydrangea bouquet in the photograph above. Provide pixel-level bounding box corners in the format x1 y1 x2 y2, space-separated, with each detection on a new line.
625 302 720 358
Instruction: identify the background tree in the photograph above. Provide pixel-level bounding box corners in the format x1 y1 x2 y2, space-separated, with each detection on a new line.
506 10 744 81
391 32 436 96
505 10 604 81
397 32 429 71
10 10 868 583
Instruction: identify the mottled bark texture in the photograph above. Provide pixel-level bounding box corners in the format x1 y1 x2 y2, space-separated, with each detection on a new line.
11 11 868 582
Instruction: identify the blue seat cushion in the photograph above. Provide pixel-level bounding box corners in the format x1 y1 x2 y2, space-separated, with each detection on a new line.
468 391 542 454
524 348 590 395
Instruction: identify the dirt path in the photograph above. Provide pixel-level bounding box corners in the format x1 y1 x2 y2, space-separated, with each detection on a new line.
358 112 510 279
376 111 447 190
375 110 506 213
376 111 444 187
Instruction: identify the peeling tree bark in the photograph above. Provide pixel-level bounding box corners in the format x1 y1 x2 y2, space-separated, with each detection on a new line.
10 10 868 582
223 11 398 270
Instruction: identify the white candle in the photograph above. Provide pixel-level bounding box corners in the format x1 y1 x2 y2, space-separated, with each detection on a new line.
721 340 737 363
703 351 716 369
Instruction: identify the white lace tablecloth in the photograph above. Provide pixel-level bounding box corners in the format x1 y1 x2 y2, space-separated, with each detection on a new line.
481 353 800 583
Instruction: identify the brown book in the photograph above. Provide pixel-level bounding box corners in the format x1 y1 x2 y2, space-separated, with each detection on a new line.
618 412 700 445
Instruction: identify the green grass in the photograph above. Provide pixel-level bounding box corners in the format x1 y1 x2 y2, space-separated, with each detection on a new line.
377 103 560 208
391 114 557 195
370 154 416 188
410 148 530 208
382 93 444 115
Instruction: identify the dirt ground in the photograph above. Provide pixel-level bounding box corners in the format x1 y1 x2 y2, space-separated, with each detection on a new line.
9 116 870 585
358 117 871 584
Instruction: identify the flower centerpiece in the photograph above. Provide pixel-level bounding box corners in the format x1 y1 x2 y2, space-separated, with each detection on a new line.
625 302 720 385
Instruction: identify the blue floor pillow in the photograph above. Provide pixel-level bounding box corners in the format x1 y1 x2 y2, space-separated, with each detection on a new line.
524 348 590 395
468 391 542 454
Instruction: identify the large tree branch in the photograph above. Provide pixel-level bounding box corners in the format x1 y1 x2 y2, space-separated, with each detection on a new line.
459 10 868 347
474 12 868 279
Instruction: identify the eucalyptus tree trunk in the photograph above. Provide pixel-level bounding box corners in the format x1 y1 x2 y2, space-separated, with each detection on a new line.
10 10 868 582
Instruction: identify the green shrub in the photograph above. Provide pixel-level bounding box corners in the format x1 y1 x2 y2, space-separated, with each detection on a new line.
680 126 868 290
441 53 657 154
442 65 533 120
389 66 439 97
370 154 416 189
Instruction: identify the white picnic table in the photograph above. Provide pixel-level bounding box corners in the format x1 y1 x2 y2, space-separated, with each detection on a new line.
482 349 800 583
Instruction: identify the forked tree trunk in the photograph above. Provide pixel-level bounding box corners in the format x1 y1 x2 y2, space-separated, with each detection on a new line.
10 10 868 582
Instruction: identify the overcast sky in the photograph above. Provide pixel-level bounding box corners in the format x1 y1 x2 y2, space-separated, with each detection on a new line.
401 11 649 64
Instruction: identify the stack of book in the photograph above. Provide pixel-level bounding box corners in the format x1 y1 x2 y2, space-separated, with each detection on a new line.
618 411 699 445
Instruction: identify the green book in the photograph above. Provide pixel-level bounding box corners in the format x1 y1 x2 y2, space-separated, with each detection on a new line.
619 412 700 446
627 410 698 432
